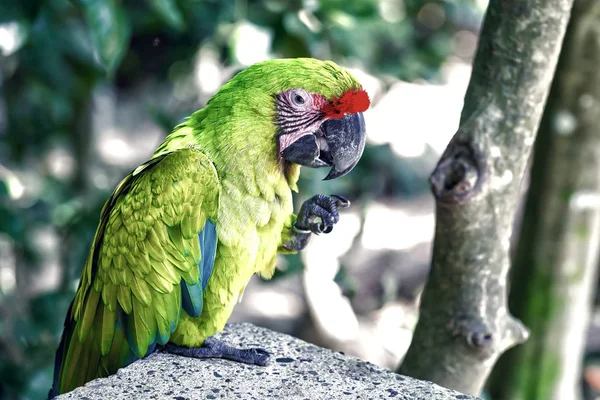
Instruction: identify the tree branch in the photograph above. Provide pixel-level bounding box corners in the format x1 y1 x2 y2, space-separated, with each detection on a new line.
397 0 575 395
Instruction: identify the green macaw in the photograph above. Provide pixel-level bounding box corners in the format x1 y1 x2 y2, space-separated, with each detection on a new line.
49 58 369 397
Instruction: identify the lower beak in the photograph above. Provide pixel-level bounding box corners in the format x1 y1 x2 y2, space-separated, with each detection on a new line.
279 112 366 180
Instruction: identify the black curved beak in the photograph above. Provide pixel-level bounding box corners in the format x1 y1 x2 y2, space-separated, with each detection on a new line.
280 112 366 180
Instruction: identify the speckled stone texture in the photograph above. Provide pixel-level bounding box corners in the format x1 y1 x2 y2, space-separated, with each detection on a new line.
55 323 478 400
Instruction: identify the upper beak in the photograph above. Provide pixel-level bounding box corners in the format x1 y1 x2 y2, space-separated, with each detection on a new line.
279 112 366 180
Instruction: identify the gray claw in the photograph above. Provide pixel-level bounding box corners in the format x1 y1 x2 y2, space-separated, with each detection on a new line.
331 194 351 208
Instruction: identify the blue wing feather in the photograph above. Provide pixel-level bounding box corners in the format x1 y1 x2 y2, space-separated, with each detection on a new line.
180 220 217 317
180 279 203 317
200 220 217 290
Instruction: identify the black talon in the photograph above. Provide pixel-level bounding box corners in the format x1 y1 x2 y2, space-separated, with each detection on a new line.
295 194 349 235
331 194 351 208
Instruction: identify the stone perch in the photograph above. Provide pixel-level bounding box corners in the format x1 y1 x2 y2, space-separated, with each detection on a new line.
55 323 479 399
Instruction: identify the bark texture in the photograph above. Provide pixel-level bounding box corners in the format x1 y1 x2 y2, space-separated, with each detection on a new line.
397 0 574 395
488 1 600 399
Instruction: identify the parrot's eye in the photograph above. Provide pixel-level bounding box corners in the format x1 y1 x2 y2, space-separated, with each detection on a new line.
287 89 310 108
293 94 305 105
277 88 313 114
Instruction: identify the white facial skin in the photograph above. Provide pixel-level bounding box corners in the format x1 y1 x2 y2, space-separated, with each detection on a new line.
276 88 327 152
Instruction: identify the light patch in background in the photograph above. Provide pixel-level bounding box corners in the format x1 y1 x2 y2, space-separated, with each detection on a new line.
303 211 362 276
98 132 135 164
29 226 61 293
0 22 27 56
476 0 490 10
329 11 355 29
0 165 24 200
304 269 360 342
362 203 434 251
244 289 304 319
378 0 405 24
417 2 446 30
92 87 164 168
302 212 362 342
46 146 76 180
579 93 595 109
91 167 110 190
231 21 272 66
570 191 600 210
298 9 322 33
195 43 223 95
554 110 578 136
366 60 471 158
375 302 415 366
347 68 385 104
453 30 479 58
0 236 16 294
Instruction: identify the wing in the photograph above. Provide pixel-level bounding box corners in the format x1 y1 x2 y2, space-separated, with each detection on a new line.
50 147 220 396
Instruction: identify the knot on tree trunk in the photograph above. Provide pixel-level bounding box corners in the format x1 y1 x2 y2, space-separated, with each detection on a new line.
451 311 530 356
467 331 495 349
430 140 485 204
452 316 495 353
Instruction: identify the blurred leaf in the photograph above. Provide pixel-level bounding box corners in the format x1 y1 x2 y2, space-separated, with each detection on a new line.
80 0 131 74
0 207 23 240
30 291 74 335
147 0 185 31
56 19 105 73
0 178 9 198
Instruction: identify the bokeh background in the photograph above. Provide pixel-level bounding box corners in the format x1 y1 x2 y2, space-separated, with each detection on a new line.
0 0 491 398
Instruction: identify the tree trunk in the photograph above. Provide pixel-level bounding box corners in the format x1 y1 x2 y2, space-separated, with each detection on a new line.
487 2 600 399
397 0 574 395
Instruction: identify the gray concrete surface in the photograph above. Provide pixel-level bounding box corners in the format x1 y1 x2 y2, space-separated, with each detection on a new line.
56 323 478 400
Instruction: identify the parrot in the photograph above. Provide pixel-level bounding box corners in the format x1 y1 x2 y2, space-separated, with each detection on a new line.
49 57 370 397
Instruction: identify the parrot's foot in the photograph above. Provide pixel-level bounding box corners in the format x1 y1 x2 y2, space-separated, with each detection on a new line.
164 338 271 366
295 194 350 234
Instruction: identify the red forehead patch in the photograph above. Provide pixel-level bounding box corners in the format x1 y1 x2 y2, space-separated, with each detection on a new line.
321 89 370 119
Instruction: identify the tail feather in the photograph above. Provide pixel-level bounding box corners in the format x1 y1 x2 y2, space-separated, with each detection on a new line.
49 299 139 398
48 302 75 399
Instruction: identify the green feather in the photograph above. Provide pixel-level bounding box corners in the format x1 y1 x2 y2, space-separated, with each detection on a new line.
101 282 117 312
117 286 132 314
78 289 100 342
146 229 166 260
152 292 171 344
145 270 174 293
131 275 152 306
101 306 116 356
151 260 180 285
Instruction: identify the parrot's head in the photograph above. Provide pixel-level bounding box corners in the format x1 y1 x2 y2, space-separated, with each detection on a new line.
218 58 370 180
275 80 369 180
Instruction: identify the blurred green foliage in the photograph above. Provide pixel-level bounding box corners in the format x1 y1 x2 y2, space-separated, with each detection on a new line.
0 0 481 398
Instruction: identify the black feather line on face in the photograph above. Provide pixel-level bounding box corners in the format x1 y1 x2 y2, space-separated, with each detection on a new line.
276 91 324 136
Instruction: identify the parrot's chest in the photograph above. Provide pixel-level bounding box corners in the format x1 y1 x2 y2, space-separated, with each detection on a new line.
211 184 293 296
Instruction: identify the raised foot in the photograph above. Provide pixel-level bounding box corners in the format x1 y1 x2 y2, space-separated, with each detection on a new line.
164 337 271 366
